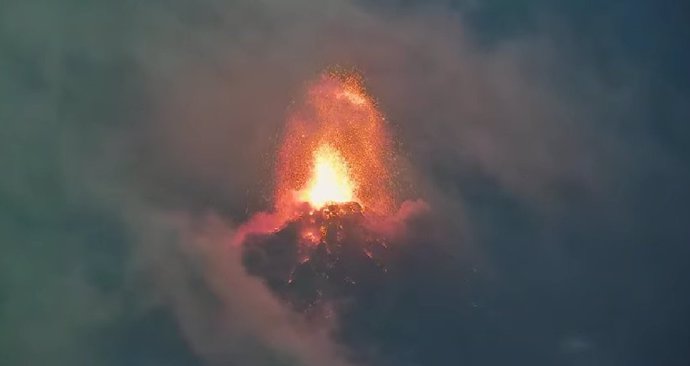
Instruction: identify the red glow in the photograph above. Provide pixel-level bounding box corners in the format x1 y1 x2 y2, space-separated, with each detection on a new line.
275 70 397 216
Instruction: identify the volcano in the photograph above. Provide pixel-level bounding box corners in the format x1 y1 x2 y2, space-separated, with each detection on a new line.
236 69 419 316
243 202 390 314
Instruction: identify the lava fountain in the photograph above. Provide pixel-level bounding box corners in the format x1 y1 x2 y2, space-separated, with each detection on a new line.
299 144 356 208
275 70 397 217
238 70 426 314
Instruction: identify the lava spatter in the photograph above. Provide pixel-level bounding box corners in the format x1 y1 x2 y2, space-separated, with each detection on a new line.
275 69 397 217
237 69 421 315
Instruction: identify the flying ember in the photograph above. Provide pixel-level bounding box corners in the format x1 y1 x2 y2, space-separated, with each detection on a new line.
275 70 397 216
239 69 427 315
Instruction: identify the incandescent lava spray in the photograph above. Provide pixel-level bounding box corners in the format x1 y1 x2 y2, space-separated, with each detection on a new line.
235 69 428 315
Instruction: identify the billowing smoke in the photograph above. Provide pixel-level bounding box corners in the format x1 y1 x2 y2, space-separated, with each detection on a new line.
2 0 689 365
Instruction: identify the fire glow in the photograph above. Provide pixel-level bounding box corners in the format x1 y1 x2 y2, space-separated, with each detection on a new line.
299 144 356 208
275 70 396 216
237 69 429 314
231 70 423 249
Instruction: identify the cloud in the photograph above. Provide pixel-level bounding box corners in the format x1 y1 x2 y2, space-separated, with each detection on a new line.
2 0 689 365
126 208 354 366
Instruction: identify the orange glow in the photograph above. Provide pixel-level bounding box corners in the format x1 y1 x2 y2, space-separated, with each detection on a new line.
299 144 356 208
275 69 396 215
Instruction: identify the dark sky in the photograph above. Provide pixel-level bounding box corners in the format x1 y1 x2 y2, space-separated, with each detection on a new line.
1 1 689 365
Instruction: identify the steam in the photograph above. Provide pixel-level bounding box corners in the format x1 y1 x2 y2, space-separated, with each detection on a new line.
2 0 688 365
127 207 354 366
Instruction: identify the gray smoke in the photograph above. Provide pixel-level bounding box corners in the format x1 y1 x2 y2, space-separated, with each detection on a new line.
2 0 688 365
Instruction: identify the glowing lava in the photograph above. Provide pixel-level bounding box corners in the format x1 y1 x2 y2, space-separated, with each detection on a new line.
239 69 429 316
299 144 356 208
275 70 396 216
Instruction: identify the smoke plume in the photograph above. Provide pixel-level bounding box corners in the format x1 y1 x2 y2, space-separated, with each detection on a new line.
2 0 689 365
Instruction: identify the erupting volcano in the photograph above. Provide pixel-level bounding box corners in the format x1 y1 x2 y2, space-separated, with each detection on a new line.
274 70 397 217
237 70 425 314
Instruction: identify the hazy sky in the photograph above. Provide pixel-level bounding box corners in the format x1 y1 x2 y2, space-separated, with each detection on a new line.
1 1 689 365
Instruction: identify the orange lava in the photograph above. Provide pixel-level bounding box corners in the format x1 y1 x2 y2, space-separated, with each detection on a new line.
275 70 396 216
299 144 356 208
